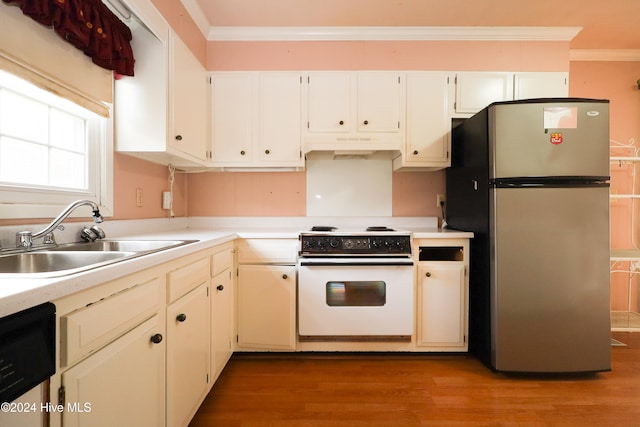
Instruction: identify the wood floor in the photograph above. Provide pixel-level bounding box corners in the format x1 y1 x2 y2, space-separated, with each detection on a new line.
189 332 640 427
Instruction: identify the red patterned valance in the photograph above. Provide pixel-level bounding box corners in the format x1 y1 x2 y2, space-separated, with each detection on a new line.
2 0 134 76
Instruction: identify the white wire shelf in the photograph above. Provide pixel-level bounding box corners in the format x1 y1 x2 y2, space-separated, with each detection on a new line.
611 194 640 199
611 249 640 260
611 156 640 162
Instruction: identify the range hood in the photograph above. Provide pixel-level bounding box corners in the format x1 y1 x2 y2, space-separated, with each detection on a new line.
303 138 402 160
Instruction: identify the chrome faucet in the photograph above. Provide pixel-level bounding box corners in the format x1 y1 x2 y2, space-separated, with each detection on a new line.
16 200 104 249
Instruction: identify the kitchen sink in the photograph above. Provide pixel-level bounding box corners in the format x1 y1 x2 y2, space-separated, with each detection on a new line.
0 251 135 275
0 239 198 277
52 239 197 253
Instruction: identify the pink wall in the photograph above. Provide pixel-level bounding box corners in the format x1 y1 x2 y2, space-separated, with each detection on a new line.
150 0 207 66
113 154 187 219
186 170 446 219
569 61 640 311
207 40 569 72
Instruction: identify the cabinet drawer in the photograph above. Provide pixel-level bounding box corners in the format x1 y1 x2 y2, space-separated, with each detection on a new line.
212 248 233 277
237 239 298 264
61 277 161 367
167 257 210 303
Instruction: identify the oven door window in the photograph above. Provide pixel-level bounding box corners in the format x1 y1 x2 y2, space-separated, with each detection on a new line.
326 281 386 306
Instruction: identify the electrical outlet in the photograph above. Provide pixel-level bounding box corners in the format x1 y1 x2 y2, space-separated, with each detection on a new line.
162 191 172 210
136 188 143 207
436 193 445 208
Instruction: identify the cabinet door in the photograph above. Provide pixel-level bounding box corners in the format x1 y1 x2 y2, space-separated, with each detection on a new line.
405 72 452 166
514 72 568 99
357 72 402 133
237 265 296 350
212 269 233 378
166 284 210 427
257 73 302 164
114 20 168 154
306 72 352 133
169 31 208 161
61 316 165 427
454 72 513 114
417 263 467 349
211 73 254 163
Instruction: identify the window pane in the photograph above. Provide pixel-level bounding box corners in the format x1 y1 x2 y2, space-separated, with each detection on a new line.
0 136 48 185
0 89 48 143
50 148 86 189
50 109 86 152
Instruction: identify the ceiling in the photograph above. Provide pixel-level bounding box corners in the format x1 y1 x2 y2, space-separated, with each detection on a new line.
189 0 640 50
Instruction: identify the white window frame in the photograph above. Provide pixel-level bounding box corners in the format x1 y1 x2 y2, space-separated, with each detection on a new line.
0 71 113 219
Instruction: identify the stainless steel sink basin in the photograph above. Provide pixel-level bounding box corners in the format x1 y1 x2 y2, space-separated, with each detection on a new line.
53 239 197 253
0 239 198 277
0 251 135 275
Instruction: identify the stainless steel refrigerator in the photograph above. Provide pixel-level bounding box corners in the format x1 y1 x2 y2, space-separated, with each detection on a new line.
446 98 611 373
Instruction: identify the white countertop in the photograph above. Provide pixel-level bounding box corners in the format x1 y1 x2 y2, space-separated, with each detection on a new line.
0 218 472 318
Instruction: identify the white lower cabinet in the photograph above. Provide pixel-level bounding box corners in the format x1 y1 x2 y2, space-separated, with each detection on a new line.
211 244 235 379
50 244 237 427
61 315 165 427
237 264 297 350
415 240 469 351
236 239 298 351
166 284 210 427
417 263 466 349
212 269 233 376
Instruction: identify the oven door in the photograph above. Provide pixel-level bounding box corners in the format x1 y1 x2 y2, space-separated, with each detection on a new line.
298 258 414 338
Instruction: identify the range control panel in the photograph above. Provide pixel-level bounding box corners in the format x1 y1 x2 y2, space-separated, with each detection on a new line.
300 234 412 256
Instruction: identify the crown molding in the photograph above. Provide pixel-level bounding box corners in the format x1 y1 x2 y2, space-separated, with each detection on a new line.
205 26 582 42
570 49 640 61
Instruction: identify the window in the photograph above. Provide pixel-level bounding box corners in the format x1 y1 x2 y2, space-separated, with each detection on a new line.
0 70 113 219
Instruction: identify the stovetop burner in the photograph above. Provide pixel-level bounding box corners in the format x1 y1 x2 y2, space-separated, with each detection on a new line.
308 226 397 233
366 226 395 232
310 226 337 232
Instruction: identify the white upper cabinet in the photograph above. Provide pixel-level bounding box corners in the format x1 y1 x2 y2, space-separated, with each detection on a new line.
452 71 569 117
356 72 402 133
306 72 352 134
115 14 208 168
394 72 454 170
168 32 208 162
210 73 253 164
210 71 303 168
514 72 569 100
453 72 514 115
304 71 404 151
257 73 303 164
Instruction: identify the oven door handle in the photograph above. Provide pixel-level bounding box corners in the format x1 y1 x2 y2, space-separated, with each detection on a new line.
299 260 414 267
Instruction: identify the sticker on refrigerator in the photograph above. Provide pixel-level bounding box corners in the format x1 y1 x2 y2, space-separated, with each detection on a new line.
543 107 578 129
550 132 563 145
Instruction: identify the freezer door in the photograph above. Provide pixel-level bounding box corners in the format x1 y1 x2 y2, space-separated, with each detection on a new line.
489 101 609 179
490 185 611 373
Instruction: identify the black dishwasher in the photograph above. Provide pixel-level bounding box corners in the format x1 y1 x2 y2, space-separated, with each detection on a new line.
0 302 55 403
